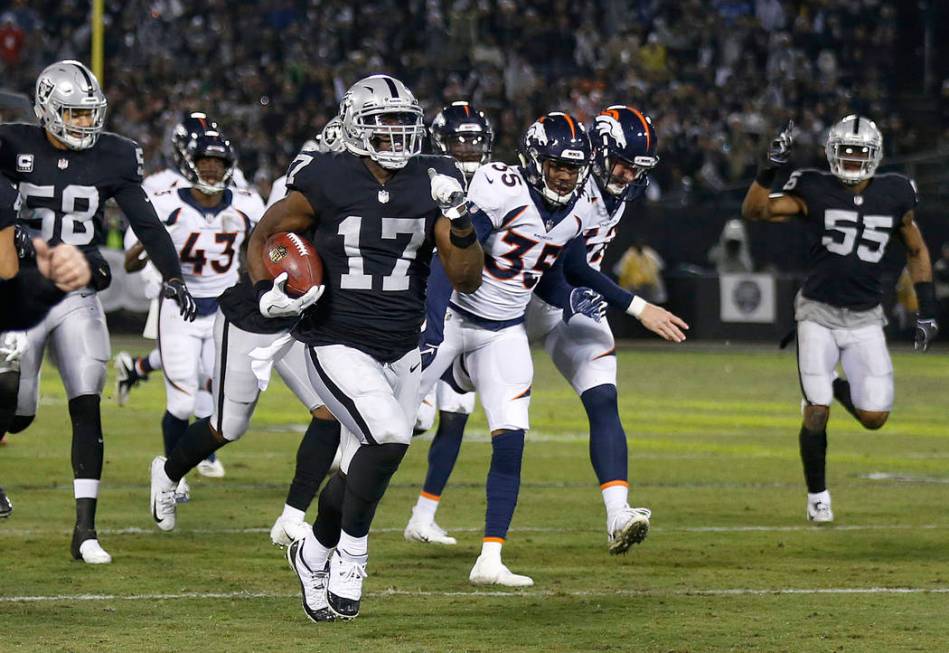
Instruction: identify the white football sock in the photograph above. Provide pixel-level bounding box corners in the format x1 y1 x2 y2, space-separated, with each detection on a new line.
480 539 503 561
337 530 369 565
147 348 162 371
412 493 440 522
602 483 629 523
301 531 332 570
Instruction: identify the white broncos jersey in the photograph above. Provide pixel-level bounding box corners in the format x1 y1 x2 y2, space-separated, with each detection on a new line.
143 166 255 195
149 187 263 298
579 177 631 271
450 162 599 321
265 174 288 211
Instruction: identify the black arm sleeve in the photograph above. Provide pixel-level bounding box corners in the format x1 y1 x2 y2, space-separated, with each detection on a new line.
113 183 182 280
559 238 635 309
0 268 65 330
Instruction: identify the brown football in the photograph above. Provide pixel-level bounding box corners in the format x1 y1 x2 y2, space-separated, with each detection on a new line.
262 232 323 297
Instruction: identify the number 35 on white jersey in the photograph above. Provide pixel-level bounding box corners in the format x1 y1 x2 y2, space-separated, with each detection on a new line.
450 162 597 321
149 188 261 298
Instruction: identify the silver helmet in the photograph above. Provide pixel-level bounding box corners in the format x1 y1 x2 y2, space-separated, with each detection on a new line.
338 75 424 169
317 116 345 153
34 60 107 150
825 114 883 184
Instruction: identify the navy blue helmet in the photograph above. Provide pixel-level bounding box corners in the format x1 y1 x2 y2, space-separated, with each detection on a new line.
430 101 494 180
181 129 235 195
590 105 659 201
172 112 220 176
518 111 592 207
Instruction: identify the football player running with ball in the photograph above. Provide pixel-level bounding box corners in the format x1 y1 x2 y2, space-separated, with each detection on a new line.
742 116 938 522
247 75 483 621
0 60 196 563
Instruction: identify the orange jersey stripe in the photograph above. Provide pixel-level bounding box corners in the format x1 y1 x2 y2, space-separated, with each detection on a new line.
482 536 506 544
420 491 441 502
600 480 629 491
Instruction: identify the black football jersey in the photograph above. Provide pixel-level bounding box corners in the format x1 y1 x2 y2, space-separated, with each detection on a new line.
780 169 917 310
0 122 141 250
287 151 461 362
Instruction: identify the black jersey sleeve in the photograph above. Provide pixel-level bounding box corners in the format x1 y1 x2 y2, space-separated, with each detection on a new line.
778 168 820 216
110 139 183 280
898 176 919 214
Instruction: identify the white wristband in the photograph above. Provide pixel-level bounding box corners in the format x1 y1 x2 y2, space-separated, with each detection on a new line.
626 296 647 319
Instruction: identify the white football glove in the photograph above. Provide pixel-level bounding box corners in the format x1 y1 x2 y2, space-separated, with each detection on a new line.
258 272 324 318
0 332 29 363
428 168 468 220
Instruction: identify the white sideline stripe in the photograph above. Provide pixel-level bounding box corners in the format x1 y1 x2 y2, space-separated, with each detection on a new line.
3 587 948 604
2 523 946 537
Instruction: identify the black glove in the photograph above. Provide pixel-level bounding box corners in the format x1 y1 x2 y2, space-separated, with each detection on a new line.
915 318 938 352
163 278 197 322
765 120 794 168
14 226 35 261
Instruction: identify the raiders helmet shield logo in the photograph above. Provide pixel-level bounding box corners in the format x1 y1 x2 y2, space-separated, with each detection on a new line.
268 244 288 263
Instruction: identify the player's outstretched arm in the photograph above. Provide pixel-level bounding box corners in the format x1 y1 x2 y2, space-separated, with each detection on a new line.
899 210 939 351
114 184 183 281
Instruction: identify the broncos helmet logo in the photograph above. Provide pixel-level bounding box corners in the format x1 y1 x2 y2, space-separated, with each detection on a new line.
595 115 626 149
526 121 548 146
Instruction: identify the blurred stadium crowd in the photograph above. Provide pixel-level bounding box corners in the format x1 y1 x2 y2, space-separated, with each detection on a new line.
0 0 936 198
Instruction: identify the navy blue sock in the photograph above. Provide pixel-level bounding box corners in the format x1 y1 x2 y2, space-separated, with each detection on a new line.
161 411 189 457
484 429 525 540
422 411 468 497
581 384 628 486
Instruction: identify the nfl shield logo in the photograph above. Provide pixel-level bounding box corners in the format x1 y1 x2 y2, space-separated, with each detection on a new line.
545 219 554 231
853 195 864 206
378 190 389 204
58 158 69 170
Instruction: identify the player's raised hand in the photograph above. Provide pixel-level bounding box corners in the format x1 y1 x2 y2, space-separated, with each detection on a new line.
766 120 794 168
428 167 468 220
634 302 689 343
163 277 198 322
258 272 323 318
914 317 938 352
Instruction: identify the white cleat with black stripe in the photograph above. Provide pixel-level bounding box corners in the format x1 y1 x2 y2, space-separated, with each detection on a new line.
287 539 334 622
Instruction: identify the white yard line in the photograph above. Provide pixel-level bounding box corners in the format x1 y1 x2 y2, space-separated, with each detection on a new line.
3 587 947 604
1 523 946 537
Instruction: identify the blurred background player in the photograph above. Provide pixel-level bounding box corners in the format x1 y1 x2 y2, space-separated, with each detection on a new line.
741 115 938 522
143 112 256 194
146 128 260 496
406 101 493 545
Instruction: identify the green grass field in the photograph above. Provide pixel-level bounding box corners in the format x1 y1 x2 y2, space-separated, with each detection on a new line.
1 340 947 652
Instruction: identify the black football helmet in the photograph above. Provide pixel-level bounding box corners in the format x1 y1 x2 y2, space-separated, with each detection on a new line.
172 112 220 176
181 130 235 195
430 101 494 180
